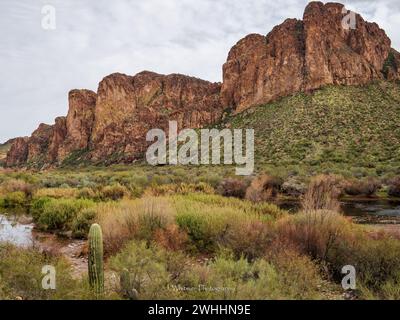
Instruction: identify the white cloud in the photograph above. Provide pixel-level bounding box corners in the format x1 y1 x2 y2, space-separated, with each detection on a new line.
0 0 398 142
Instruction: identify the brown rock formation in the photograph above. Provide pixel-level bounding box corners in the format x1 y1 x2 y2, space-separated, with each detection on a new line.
57 89 97 160
221 1 396 112
47 117 67 163
90 71 222 162
26 123 53 163
5 137 29 167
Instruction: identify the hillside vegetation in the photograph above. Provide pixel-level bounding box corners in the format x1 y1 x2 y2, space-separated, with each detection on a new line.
226 81 400 178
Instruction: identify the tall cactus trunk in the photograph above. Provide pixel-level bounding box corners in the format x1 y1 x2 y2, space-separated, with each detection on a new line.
88 223 104 296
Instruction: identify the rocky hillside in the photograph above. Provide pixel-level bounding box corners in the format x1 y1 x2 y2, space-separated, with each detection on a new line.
226 80 400 174
4 1 400 168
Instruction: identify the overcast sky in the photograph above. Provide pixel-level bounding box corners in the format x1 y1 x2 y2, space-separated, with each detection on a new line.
0 0 399 142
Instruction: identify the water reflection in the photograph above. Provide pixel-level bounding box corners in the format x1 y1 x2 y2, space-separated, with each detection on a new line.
0 214 34 246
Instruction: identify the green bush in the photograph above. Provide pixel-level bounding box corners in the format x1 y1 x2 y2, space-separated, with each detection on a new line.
2 191 27 209
36 198 95 231
98 184 128 201
0 244 97 300
176 214 212 252
30 197 52 220
110 241 180 299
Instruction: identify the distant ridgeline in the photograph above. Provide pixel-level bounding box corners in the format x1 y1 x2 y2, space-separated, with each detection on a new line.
4 2 400 169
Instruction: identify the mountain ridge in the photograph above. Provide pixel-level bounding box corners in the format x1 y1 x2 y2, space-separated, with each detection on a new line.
4 1 400 168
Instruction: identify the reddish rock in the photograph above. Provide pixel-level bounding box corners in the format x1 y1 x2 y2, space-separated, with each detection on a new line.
58 89 96 160
221 1 396 112
5 137 29 167
47 117 67 163
90 71 222 162
303 1 390 90
26 123 53 163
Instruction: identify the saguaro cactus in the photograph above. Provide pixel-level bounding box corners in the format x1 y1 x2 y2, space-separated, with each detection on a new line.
88 223 104 295
120 268 139 300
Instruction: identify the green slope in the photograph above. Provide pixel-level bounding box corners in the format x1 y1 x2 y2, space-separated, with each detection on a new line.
225 81 400 177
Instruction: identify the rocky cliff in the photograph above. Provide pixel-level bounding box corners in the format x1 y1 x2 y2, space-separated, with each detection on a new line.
221 1 398 112
5 1 400 167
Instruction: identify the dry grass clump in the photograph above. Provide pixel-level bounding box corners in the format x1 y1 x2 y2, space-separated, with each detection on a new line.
275 209 356 262
154 224 188 251
245 174 282 202
144 182 214 197
35 187 78 199
302 174 343 212
0 178 35 197
96 197 175 253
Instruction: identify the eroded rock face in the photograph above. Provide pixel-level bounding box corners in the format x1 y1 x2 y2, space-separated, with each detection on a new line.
47 117 67 163
90 71 222 162
221 1 395 112
57 89 97 160
5 137 29 167
26 123 53 163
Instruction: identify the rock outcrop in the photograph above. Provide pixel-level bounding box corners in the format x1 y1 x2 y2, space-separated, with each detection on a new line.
5 1 400 167
5 72 222 167
5 137 29 167
90 71 222 162
221 1 397 112
57 89 97 160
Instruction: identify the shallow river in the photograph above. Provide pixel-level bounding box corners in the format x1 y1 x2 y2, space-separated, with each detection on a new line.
278 199 400 223
0 214 34 246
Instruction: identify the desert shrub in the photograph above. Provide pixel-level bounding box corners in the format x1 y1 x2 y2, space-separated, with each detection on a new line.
30 197 52 220
154 224 188 251
97 194 283 254
245 175 282 202
110 241 323 300
0 244 96 300
144 182 214 197
263 248 325 299
1 191 27 209
302 174 343 212
109 241 183 299
344 178 381 197
97 197 175 253
220 220 271 260
98 184 129 201
179 193 285 219
35 187 78 199
276 210 356 262
77 187 97 200
137 198 174 241
176 214 213 252
35 198 95 231
174 194 274 254
178 253 323 300
329 236 400 297
144 184 178 196
388 176 400 197
217 178 249 199
0 179 35 198
71 208 97 239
